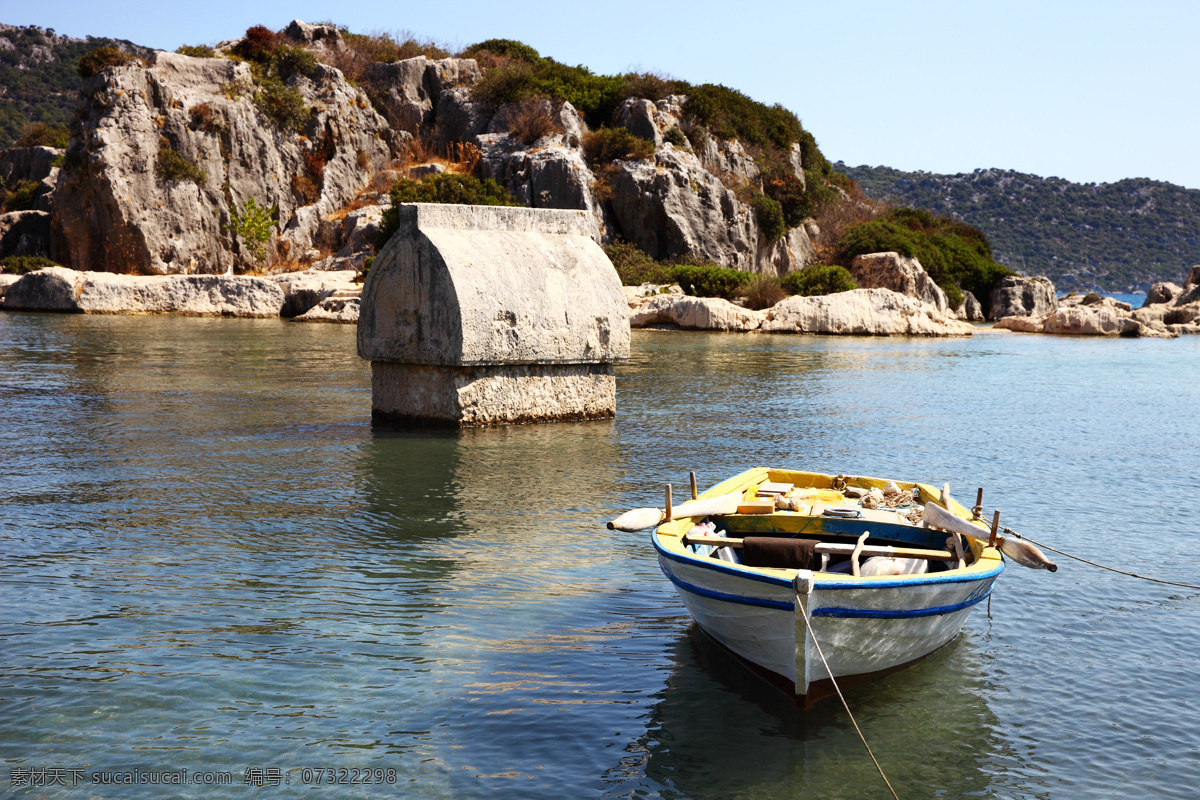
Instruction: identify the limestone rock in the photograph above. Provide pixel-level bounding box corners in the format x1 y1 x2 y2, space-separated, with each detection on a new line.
997 305 1177 338
848 251 950 314
368 56 433 132
283 20 345 52
992 316 1044 333
989 275 1057 320
269 268 360 317
432 87 493 148
628 294 764 331
955 290 985 322
0 146 61 211
294 294 360 323
0 273 19 301
477 134 600 229
3 266 285 316
1144 282 1181 306
51 50 390 275
0 210 51 258
615 98 662 147
607 146 757 270
761 288 973 337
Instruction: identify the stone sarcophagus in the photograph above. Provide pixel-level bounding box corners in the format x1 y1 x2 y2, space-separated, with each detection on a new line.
357 203 630 426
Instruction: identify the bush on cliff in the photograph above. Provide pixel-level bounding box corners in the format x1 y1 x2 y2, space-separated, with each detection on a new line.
154 146 206 185
737 186 785 243
780 264 857 296
253 75 309 132
15 122 69 149
582 127 654 167
1 179 41 212
77 46 140 78
835 208 1012 307
224 197 277 263
375 174 519 248
176 44 216 58
1 255 59 274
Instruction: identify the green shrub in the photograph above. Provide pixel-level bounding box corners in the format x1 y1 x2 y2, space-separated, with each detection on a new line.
683 84 802 152
155 146 206 184
176 44 216 58
765 173 809 228
15 122 68 149
668 263 752 300
78 45 139 77
745 190 785 242
662 126 688 149
780 264 857 296
604 241 675 286
740 273 786 309
835 208 1012 308
462 38 542 63
253 75 309 131
1 255 59 274
225 197 277 262
2 179 41 212
274 44 319 79
376 173 519 247
582 126 654 167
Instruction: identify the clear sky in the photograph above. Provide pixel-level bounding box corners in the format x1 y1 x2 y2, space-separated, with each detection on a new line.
5 0 1198 188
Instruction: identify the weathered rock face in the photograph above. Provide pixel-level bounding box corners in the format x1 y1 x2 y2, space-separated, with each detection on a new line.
761 288 973 337
0 210 51 258
0 146 62 212
3 266 285 316
989 275 1057 320
359 204 629 425
848 252 949 315
628 294 765 331
956 290 985 322
51 50 391 275
269 269 360 317
995 307 1176 338
1144 282 1181 307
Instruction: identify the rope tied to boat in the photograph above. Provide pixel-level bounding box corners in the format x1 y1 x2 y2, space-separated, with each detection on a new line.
796 593 901 800
1002 526 1200 591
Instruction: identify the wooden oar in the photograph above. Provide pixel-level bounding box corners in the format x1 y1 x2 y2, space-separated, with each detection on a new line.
922 500 1057 571
607 491 743 532
682 534 953 561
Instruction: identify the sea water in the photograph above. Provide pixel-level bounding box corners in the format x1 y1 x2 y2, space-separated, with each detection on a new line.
1 313 1198 799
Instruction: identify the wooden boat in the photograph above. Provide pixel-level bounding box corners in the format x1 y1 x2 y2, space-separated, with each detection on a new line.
632 467 1013 708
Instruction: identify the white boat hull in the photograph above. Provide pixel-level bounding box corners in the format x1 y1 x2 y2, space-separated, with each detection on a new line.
656 542 1001 706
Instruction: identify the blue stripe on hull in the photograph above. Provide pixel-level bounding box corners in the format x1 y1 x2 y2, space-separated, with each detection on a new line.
660 557 996 619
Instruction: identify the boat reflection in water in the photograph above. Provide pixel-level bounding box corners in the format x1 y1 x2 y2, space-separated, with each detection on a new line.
601 623 1006 799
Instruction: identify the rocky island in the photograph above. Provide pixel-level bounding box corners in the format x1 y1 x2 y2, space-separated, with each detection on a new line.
1 20 1195 340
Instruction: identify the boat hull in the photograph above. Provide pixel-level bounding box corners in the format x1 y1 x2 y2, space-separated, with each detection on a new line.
656 543 1001 707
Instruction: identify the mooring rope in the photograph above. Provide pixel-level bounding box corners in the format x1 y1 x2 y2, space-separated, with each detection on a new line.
1002 527 1200 591
798 600 901 800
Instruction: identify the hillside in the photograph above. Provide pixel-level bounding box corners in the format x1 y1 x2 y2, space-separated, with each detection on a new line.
835 162 1200 292
0 24 149 146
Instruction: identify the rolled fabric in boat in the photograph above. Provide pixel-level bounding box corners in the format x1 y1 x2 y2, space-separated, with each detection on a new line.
741 537 819 570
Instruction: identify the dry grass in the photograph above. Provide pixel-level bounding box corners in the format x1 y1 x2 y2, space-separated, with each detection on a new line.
811 186 887 262
740 273 786 310
315 28 449 84
496 98 563 146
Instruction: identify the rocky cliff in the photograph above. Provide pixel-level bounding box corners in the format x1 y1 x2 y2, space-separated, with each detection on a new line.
3 21 835 278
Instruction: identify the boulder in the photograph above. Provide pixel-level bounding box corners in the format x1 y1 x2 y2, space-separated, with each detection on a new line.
955 290 985 322
432 87 494 148
368 57 433 132
996 306 1177 338
607 146 758 270
628 294 764 331
268 268 360 317
1144 282 1181 306
848 251 950 314
3 266 285 316
358 204 629 426
477 134 601 230
0 273 19 301
283 20 345 51
615 98 662 147
988 275 1057 319
293 294 360 323
760 288 973 337
51 50 391 275
0 146 61 211
0 210 51 258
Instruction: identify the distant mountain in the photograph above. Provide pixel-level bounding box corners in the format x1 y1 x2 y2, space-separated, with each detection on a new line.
0 24 149 147
835 162 1200 292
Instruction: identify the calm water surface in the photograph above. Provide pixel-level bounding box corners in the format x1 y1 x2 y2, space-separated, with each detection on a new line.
1 314 1198 798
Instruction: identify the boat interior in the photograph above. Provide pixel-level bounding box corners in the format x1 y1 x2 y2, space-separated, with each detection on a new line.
666 469 992 578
